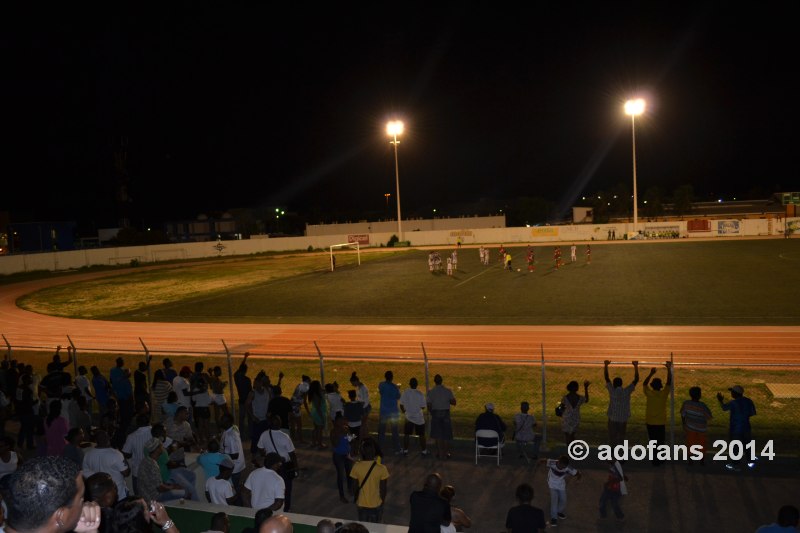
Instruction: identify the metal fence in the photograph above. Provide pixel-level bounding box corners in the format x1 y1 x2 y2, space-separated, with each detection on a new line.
3 335 799 457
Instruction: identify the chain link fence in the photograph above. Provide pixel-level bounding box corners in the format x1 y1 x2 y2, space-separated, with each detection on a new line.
3 336 799 457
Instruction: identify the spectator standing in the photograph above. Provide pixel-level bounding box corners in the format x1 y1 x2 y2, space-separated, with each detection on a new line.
427 375 456 459
308 380 328 449
331 414 354 503
344 389 365 438
268 386 293 433
643 362 672 465
399 377 428 455
75 366 94 416
109 358 134 432
408 473 451 533
539 455 581 527
512 401 539 463
243 452 286 512
349 373 371 438
289 375 311 444
603 360 640 447
219 413 247 488
163 358 178 384
205 457 238 505
14 374 37 450
257 416 299 512
598 460 627 521
151 370 174 423
326 383 345 423
62 427 86 468
133 361 149 409
83 430 130 500
717 384 757 471
234 354 253 433
44 400 68 457
560 380 590 445
122 414 153 493
91 366 112 416
505 483 546 533
680 386 713 465
247 373 272 454
350 438 389 524
377 371 402 454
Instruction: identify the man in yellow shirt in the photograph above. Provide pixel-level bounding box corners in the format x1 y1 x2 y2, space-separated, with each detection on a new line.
643 361 672 465
350 438 389 523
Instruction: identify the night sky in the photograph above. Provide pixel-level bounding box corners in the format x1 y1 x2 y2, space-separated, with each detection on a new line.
3 4 797 231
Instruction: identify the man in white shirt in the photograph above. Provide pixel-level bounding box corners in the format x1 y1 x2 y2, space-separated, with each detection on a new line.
256 416 298 512
121 414 152 493
400 377 428 455
205 457 237 505
218 414 246 488
83 430 130 499
243 452 285 511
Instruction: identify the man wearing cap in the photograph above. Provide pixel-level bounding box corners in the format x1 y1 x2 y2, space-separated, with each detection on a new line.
243 452 285 512
717 384 757 471
475 403 507 446
138 438 186 503
205 457 239 505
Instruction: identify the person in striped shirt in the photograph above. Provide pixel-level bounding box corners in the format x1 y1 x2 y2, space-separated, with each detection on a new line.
680 387 713 465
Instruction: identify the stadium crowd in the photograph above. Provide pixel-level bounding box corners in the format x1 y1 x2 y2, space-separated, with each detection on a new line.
0 348 794 533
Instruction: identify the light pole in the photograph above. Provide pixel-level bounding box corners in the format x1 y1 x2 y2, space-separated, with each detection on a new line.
624 98 645 234
386 120 404 242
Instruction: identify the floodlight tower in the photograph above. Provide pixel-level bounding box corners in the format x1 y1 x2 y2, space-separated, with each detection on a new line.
386 120 404 242
624 98 646 233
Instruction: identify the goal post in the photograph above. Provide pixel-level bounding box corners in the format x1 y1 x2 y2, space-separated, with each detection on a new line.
329 242 361 271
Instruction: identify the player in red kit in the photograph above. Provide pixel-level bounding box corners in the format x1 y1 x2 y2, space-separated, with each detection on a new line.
527 247 535 272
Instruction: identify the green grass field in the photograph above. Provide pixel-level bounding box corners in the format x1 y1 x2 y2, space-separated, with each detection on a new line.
19 239 800 325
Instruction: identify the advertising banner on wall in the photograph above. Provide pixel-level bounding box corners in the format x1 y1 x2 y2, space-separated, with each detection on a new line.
717 221 741 235
531 227 559 237
347 234 370 245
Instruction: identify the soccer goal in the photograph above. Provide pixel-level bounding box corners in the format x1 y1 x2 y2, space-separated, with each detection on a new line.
329 242 361 271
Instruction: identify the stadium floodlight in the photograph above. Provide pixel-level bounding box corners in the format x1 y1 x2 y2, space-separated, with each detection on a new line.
386 120 404 242
329 242 361 271
625 98 646 234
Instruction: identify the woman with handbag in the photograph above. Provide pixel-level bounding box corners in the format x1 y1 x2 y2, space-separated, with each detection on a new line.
349 438 389 523
559 380 590 445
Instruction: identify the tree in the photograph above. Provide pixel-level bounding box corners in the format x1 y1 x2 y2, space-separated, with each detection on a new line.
642 186 665 219
671 185 694 217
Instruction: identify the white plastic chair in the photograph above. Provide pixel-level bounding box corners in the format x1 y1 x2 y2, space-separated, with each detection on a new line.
475 429 502 465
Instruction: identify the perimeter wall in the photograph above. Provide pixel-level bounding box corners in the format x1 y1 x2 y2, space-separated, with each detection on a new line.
1 217 797 275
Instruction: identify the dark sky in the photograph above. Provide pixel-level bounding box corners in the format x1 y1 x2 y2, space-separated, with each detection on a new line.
2 3 797 229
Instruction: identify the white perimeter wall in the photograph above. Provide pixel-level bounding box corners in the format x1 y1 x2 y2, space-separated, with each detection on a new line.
1 217 796 275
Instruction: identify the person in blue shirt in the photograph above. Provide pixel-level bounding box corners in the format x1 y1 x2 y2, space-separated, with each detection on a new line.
197 438 232 479
717 384 756 471
377 370 401 454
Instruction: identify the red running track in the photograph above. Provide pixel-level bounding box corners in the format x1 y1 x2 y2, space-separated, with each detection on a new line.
2 272 799 365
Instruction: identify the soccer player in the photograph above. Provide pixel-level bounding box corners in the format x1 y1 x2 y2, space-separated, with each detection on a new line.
586 244 592 264
446 257 453 276
498 245 506 263
428 252 434 272
554 247 562 269
505 253 512 271
479 246 485 265
570 244 577 262
451 250 458 270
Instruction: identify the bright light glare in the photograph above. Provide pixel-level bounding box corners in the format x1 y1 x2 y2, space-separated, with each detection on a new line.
624 98 646 116
386 120 404 136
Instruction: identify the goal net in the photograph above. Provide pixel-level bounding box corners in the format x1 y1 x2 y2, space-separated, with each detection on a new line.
328 242 361 271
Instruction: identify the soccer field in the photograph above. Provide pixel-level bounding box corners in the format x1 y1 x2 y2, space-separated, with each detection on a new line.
20 238 800 326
